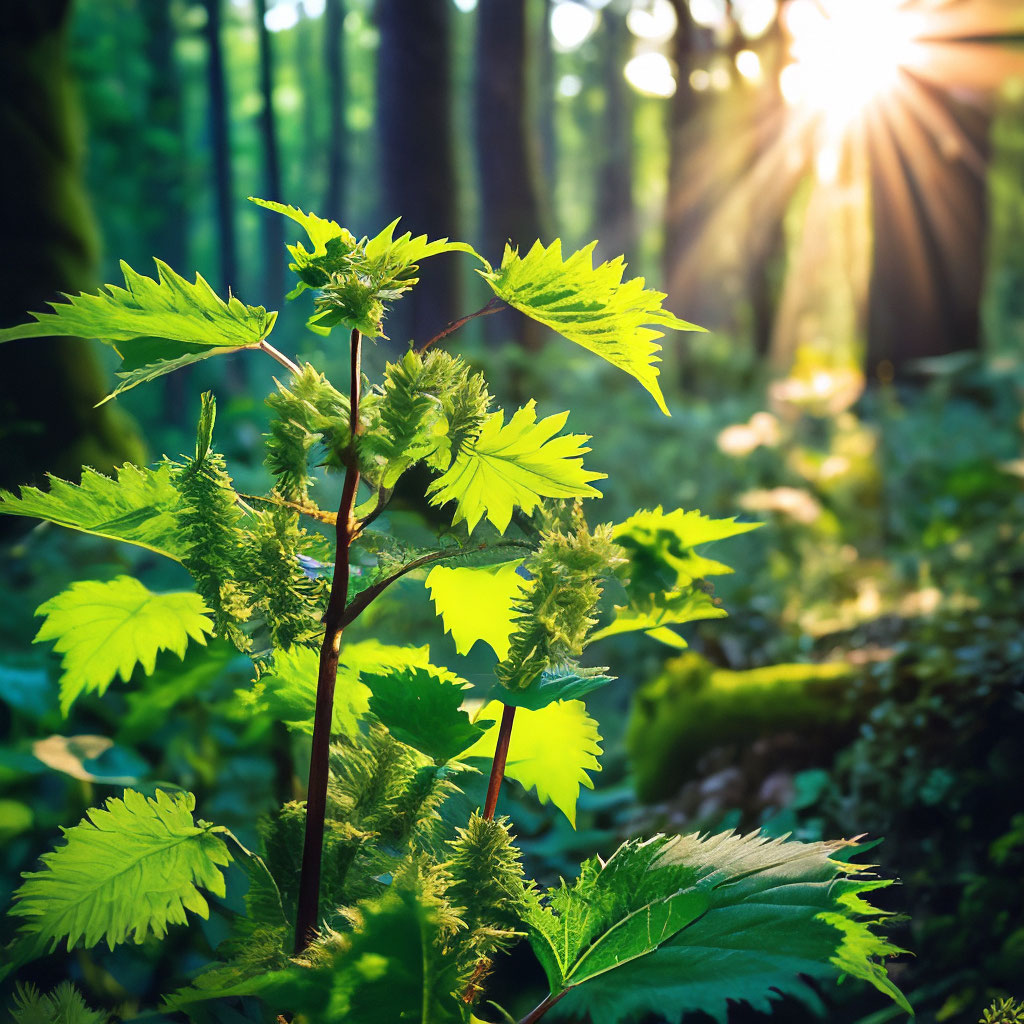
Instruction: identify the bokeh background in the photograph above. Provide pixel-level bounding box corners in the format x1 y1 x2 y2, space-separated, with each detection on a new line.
1 1 1024 1021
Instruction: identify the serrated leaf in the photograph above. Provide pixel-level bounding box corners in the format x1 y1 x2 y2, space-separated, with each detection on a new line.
524 836 710 994
556 830 911 1023
362 665 484 763
425 560 529 659
427 401 605 534
590 588 727 645
481 240 703 415
497 666 615 711
10 789 231 952
464 700 602 827
34 576 215 715
0 463 186 560
0 259 275 348
253 640 438 735
103 339 232 403
9 982 110 1024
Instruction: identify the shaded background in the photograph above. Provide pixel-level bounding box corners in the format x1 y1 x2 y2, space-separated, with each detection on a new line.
1 1 1024 1022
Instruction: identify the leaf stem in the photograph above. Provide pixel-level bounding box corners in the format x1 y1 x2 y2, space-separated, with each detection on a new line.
419 296 506 352
482 704 516 820
293 327 362 954
258 338 302 375
517 990 568 1024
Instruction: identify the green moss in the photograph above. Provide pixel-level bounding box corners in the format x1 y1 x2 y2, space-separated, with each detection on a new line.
627 652 854 802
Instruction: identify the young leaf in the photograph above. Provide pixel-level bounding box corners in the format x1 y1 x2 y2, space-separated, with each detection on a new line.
523 836 710 994
427 401 605 534
10 790 232 952
463 700 602 827
590 587 727 645
0 463 186 560
34 576 215 715
425 560 530 659
362 665 484 763
480 240 703 415
554 831 911 1023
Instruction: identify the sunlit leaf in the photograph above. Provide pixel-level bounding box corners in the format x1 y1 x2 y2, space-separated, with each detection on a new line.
464 699 602 827
34 576 215 715
481 240 703 415
0 463 186 560
424 560 529 659
427 401 605 534
498 666 615 711
10 790 231 952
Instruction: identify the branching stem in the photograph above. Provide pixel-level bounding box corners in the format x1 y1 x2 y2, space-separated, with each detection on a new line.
482 704 516 820
293 327 362 954
419 296 506 352
258 337 302 375
517 990 568 1024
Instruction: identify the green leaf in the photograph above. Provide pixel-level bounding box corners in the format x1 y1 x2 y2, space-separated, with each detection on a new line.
427 401 605 534
34 576 215 715
555 831 912 1023
480 241 703 415
363 665 484 763
252 640 437 735
0 258 275 353
523 836 710 994
463 700 602 827
102 338 237 403
498 666 615 711
10 789 232 952
425 560 529 659
0 463 187 560
590 587 727 645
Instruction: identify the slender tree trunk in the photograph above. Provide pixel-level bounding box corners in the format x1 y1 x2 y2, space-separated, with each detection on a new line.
536 0 557 221
202 0 239 296
324 0 347 221
595 5 637 264
376 0 460 345
0 0 143 496
474 0 547 349
254 0 285 304
866 87 991 374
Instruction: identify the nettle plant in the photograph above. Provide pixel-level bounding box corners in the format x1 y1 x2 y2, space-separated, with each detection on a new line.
0 199 911 1023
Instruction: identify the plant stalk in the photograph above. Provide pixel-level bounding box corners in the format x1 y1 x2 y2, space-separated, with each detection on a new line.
293 327 362 954
482 704 516 820
517 991 568 1024
258 337 302 375
419 296 505 352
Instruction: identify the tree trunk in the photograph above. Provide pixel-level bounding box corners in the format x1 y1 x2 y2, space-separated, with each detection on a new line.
324 0 347 222
254 0 285 304
866 87 991 375
202 0 239 296
474 0 547 349
595 5 637 264
0 0 143 496
376 0 460 346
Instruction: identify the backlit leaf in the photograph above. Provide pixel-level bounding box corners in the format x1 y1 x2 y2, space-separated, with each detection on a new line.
34 576 214 715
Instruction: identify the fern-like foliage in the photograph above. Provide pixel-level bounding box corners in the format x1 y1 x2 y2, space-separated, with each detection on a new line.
497 506 625 690
0 463 185 560
236 508 330 651
10 790 231 951
982 997 1024 1024
9 982 109 1024
264 363 350 503
172 397 253 651
443 814 528 996
480 240 702 415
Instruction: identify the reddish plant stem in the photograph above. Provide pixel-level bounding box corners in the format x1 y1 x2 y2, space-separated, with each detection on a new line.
482 704 516 820
419 296 505 352
293 328 362 954
517 990 568 1024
